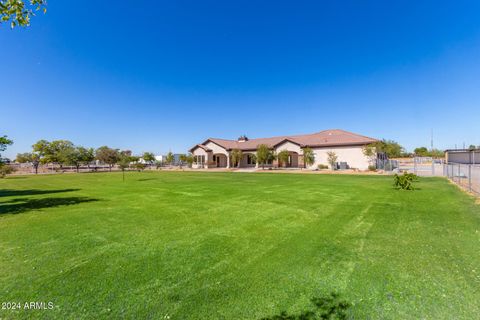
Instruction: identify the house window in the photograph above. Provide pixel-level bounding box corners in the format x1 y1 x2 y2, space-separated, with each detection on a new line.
213 155 217 161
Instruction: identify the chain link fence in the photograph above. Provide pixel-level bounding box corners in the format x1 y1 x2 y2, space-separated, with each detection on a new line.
392 157 479 195
444 163 480 195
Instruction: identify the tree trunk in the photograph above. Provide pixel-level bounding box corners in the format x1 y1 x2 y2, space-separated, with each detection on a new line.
76 165 80 173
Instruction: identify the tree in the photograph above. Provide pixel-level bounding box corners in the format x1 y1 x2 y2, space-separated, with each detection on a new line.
256 144 272 169
430 149 445 158
179 154 189 169
1 0 47 28
117 153 132 181
64 146 95 172
0 135 13 166
0 164 15 178
363 139 405 160
31 139 74 170
414 147 429 157
230 149 243 168
95 146 119 171
230 149 242 168
78 147 95 169
327 151 338 170
165 152 174 166
142 152 155 166
468 145 477 150
16 152 40 174
303 147 315 168
185 154 194 168
277 150 290 168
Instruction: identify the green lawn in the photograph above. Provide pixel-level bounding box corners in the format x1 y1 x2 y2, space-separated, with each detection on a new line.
1 172 479 319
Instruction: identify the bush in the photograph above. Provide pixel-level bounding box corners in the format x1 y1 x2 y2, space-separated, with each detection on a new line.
134 163 146 171
393 172 418 190
318 164 329 170
0 165 16 178
368 165 376 171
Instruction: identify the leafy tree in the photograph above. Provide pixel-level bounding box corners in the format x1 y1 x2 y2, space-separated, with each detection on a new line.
16 152 40 174
468 145 477 150
303 147 315 168
327 151 338 170
363 139 405 159
95 146 119 171
179 154 190 169
31 140 74 170
0 135 13 166
230 149 243 168
64 147 95 172
32 139 50 163
256 144 272 169
117 153 132 181
165 152 174 165
414 147 429 157
0 164 15 178
430 149 445 158
185 154 194 167
277 150 290 167
1 0 47 28
142 152 155 166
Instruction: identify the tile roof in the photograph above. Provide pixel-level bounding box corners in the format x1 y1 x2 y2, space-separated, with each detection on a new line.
192 129 377 152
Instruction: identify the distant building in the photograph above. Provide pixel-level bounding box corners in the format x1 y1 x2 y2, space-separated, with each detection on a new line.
189 129 378 170
154 154 183 165
445 149 480 164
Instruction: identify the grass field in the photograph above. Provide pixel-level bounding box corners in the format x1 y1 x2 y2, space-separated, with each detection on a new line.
1 172 479 319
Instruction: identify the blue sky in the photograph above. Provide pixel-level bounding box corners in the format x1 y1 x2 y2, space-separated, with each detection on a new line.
1 0 480 158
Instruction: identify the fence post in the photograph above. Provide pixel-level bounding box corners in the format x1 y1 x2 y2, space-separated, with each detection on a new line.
458 164 461 184
468 164 472 192
432 158 435 176
414 158 417 175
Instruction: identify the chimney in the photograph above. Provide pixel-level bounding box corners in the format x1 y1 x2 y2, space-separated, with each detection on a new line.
238 135 249 142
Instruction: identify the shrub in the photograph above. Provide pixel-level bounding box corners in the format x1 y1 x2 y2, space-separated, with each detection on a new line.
0 165 16 178
368 165 376 171
134 163 146 171
393 172 418 190
318 164 329 170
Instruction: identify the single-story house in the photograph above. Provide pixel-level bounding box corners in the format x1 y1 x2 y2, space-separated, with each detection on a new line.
189 129 378 170
445 149 480 164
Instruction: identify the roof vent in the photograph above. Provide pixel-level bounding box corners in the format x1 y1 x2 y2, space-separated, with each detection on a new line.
238 135 249 142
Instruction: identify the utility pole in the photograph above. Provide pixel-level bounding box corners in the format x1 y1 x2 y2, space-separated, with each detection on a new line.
431 129 435 175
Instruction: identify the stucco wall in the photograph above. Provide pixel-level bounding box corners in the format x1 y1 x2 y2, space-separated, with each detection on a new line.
204 141 229 155
447 151 480 164
310 146 370 170
274 141 302 154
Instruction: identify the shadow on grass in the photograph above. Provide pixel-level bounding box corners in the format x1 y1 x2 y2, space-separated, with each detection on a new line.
137 178 158 182
0 197 99 215
261 293 351 320
0 189 80 198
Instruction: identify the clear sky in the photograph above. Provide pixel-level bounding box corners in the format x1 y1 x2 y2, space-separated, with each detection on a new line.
1 1 480 158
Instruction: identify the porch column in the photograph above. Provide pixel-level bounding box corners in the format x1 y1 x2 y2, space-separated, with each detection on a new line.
226 153 230 168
